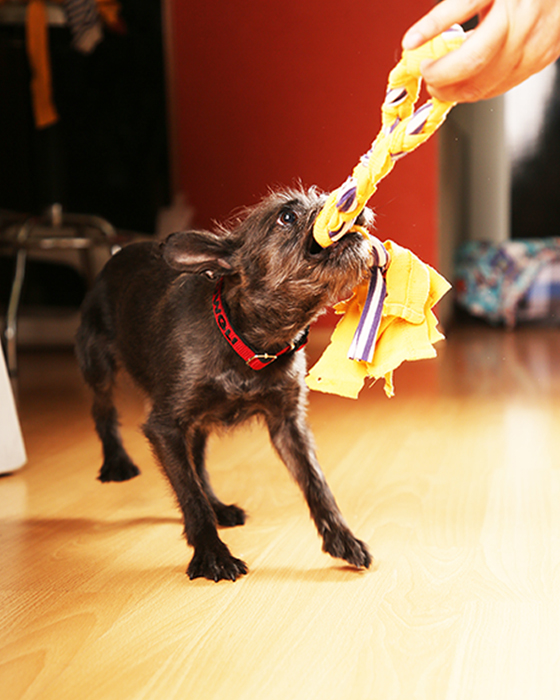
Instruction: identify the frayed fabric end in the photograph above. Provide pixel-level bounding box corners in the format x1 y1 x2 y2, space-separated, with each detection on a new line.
306 240 450 399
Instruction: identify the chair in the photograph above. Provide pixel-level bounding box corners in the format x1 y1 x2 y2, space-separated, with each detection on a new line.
1 204 118 382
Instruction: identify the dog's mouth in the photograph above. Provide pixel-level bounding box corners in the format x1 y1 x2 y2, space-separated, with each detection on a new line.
308 237 324 256
307 226 371 262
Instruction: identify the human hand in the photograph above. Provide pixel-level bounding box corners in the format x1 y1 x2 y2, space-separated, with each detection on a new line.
402 0 560 103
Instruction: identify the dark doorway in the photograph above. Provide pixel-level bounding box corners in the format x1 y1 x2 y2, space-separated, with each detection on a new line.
0 0 169 234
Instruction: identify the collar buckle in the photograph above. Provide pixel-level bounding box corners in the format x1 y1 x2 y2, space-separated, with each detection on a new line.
247 353 277 368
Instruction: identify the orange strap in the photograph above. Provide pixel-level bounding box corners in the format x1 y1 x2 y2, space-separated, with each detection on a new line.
25 0 59 129
13 0 122 129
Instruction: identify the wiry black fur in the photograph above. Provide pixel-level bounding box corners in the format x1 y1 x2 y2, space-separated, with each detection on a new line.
76 188 373 582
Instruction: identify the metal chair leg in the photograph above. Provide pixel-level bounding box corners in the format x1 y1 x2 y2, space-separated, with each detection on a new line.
4 247 27 380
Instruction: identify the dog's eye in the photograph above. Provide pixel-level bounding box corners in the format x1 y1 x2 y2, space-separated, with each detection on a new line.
277 209 298 226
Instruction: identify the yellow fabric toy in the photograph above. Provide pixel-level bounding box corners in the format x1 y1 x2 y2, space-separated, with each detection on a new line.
306 26 465 399
306 241 451 398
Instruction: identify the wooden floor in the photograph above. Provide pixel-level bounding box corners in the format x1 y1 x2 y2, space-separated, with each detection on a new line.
2 322 560 700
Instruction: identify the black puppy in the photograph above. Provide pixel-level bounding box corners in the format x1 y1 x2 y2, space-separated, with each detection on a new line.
76 188 373 581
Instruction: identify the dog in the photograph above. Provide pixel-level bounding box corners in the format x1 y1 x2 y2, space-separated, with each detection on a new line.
76 187 373 581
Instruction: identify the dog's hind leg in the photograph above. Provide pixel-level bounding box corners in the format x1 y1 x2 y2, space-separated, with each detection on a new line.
91 384 141 482
191 428 246 527
143 411 247 581
76 320 140 482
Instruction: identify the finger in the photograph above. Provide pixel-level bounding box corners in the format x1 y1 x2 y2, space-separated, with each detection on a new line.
425 76 493 102
402 0 491 50
420 10 508 100
425 62 507 103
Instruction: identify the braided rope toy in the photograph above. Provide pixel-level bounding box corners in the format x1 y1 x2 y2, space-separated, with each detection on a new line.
307 25 466 397
314 25 465 357
314 25 465 249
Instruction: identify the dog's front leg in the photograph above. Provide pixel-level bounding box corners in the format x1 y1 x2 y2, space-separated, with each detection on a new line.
191 428 247 528
143 411 248 582
266 411 371 570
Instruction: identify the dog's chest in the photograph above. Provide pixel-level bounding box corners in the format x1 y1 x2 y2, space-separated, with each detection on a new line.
188 364 299 428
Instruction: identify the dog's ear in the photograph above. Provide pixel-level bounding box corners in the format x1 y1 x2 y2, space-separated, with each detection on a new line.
162 231 235 279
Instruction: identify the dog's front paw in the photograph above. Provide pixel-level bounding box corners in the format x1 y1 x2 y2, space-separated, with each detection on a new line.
213 503 246 528
322 528 372 569
187 544 248 582
98 452 141 482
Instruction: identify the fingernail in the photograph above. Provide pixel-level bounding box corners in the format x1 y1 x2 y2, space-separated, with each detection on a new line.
402 31 424 51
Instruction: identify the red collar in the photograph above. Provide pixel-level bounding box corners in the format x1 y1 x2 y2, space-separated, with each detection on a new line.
212 278 309 370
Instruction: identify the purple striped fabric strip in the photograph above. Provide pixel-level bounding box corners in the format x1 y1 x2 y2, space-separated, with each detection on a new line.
348 239 389 362
406 102 432 136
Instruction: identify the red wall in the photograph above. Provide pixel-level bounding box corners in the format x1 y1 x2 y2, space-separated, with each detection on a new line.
169 0 438 265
